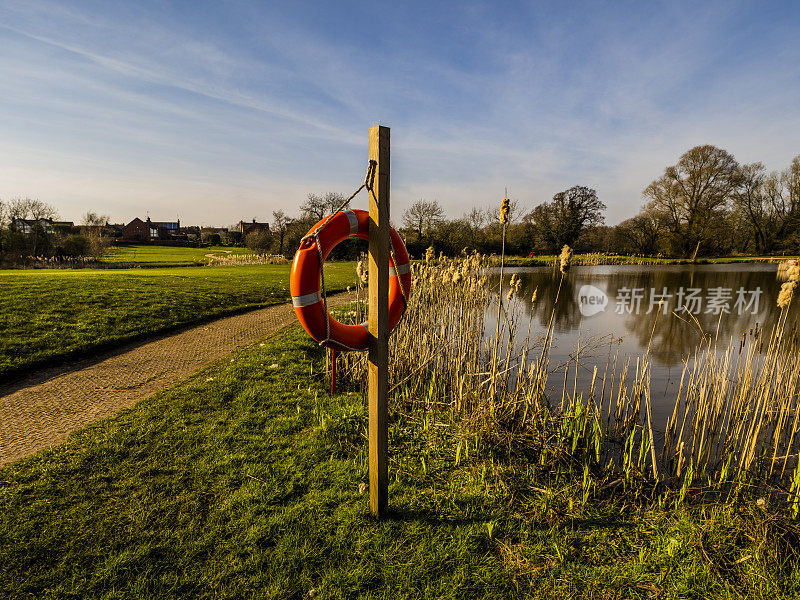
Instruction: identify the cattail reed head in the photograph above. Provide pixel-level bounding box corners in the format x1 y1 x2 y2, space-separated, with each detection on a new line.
778 260 800 308
500 197 510 224
778 280 796 309
425 246 435 263
531 287 538 303
356 260 368 283
559 245 573 274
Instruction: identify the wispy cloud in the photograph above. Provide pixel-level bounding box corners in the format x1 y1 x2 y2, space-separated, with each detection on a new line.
0 0 798 225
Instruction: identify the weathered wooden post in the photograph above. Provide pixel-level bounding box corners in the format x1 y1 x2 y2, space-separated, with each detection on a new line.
368 125 390 516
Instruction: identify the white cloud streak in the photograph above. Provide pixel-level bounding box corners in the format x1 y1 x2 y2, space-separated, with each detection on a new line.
0 0 798 226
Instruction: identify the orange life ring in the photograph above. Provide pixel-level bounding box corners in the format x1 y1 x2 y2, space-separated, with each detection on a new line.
290 208 411 351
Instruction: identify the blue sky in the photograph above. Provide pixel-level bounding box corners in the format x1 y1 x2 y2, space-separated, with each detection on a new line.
1 0 799 226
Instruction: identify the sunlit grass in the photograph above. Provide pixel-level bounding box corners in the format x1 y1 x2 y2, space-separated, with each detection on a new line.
101 244 255 266
2 327 797 598
0 263 355 379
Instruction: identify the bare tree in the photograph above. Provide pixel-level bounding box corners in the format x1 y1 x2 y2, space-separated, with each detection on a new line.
401 199 445 242
465 206 487 230
301 192 345 222
81 212 109 228
245 229 272 252
272 210 292 256
614 211 662 255
80 211 111 258
28 199 59 221
6 197 59 222
643 145 741 256
783 155 800 209
462 206 489 249
732 163 771 252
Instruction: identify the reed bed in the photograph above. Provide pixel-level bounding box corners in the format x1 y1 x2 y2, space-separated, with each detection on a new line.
337 248 800 514
206 253 288 266
2 255 104 268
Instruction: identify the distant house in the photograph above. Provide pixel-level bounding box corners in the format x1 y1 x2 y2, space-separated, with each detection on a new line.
122 217 181 241
236 219 270 236
11 218 75 235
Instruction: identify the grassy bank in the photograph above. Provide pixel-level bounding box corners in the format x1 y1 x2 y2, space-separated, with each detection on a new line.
499 254 787 267
101 245 255 267
1 327 797 598
0 263 354 379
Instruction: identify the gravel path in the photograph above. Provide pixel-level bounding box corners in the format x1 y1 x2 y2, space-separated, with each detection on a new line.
0 294 353 466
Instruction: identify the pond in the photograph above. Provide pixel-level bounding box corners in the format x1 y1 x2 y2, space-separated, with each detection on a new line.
487 263 796 427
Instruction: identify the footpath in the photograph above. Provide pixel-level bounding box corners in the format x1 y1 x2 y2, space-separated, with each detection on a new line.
0 294 352 466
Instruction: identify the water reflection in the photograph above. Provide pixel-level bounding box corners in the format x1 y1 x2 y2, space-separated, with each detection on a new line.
488 263 797 424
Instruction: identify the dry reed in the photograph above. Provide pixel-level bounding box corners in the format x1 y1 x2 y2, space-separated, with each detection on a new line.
336 249 800 513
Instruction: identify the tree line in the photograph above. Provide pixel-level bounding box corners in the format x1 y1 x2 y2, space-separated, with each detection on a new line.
4 144 798 263
274 145 798 260
0 197 111 264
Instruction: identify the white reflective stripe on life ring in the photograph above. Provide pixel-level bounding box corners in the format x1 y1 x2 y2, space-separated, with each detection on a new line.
292 291 322 307
343 209 359 235
389 263 411 277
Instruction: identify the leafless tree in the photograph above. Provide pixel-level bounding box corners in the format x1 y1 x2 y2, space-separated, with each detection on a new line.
6 197 59 222
614 211 662 255
81 212 109 228
301 192 345 221
401 199 445 242
245 229 272 252
643 145 741 256
80 211 111 258
272 210 292 256
732 163 771 252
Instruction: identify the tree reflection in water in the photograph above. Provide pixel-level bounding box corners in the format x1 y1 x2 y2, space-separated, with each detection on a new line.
486 263 796 424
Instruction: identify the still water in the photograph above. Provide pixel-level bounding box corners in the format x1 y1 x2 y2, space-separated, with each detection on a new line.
487 263 795 427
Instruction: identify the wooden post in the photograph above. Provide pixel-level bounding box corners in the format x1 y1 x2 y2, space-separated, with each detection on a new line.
368 125 390 516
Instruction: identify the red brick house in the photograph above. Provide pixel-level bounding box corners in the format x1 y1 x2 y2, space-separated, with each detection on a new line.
122 217 180 241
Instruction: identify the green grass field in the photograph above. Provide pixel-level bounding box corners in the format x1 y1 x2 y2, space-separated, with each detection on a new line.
101 245 256 267
0 263 356 379
1 327 796 599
